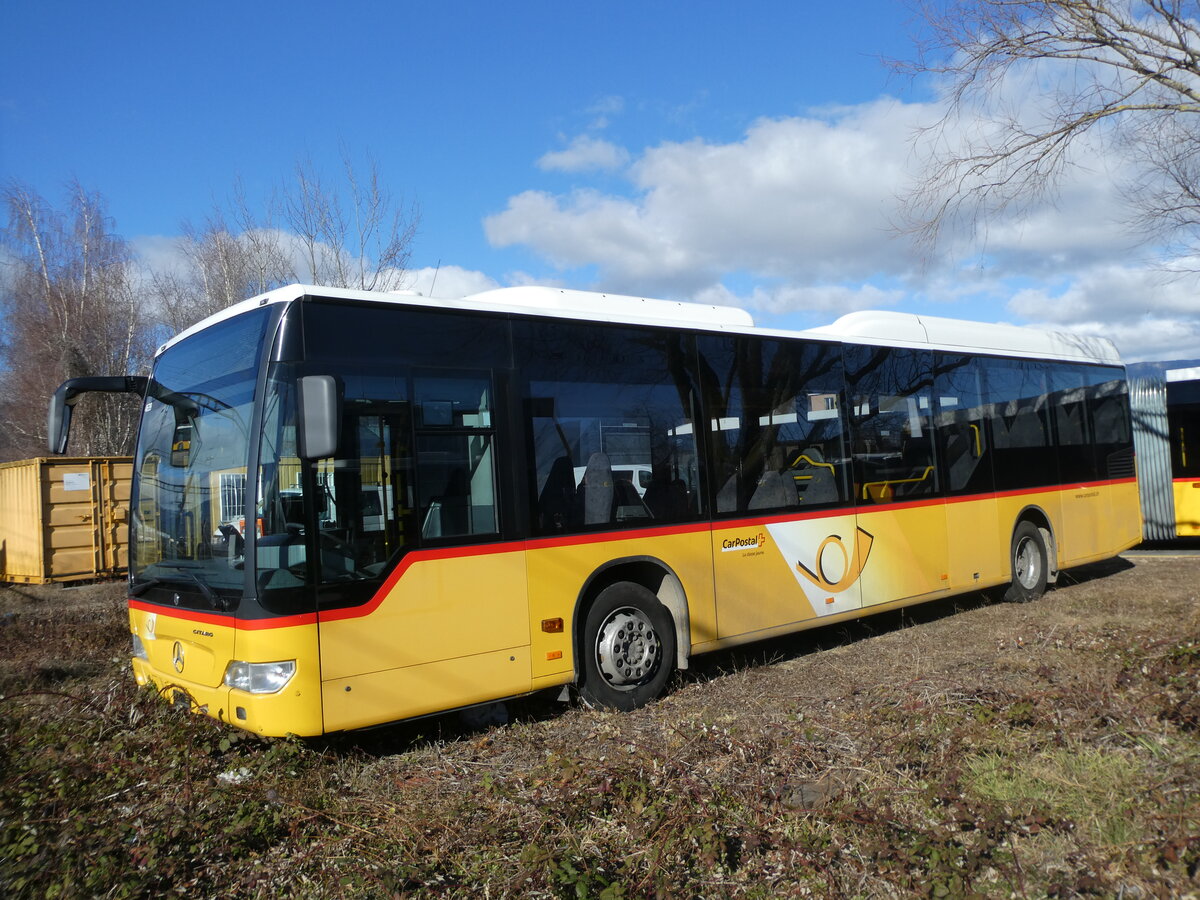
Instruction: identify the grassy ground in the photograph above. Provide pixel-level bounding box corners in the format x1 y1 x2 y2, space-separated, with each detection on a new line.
1 556 1198 898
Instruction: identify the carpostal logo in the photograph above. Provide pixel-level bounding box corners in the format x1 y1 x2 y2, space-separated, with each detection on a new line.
721 532 767 553
795 526 874 593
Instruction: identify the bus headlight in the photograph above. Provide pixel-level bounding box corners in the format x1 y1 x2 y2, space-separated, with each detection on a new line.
132 633 149 661
223 660 297 694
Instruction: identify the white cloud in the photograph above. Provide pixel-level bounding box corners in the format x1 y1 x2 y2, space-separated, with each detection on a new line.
131 234 190 278
132 233 501 309
694 281 905 316
1006 264 1200 325
485 87 1200 360
538 135 631 173
585 95 624 130
406 265 500 299
1019 315 1200 364
489 101 937 294
1004 264 1200 360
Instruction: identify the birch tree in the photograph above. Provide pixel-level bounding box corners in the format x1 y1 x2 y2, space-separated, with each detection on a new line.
152 186 293 335
155 155 420 332
0 181 151 460
282 153 419 292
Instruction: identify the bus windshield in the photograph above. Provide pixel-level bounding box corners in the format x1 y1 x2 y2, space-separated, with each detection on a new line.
129 307 274 610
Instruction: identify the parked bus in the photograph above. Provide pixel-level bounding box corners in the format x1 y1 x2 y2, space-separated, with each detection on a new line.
49 285 1140 736
1133 367 1200 539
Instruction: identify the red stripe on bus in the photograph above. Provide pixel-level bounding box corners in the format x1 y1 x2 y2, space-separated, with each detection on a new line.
130 476 1137 631
128 598 318 630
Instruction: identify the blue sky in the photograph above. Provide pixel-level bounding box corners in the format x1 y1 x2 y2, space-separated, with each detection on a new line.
2 1 1198 361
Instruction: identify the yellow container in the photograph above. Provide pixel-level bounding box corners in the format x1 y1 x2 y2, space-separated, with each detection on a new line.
0 456 132 584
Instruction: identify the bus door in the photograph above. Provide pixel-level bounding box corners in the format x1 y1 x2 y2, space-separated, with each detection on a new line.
709 428 864 636
935 356 1000 590
702 336 864 638
847 346 952 607
302 370 529 732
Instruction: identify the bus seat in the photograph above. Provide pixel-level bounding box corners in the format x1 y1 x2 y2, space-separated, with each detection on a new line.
613 476 651 521
577 452 615 525
749 470 797 510
797 466 839 504
538 456 576 531
643 475 688 520
716 472 739 513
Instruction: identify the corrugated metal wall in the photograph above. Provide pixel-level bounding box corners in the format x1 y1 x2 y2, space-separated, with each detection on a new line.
0 457 132 583
1130 377 1175 541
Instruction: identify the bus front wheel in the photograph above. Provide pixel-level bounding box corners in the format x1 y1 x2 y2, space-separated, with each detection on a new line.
1004 521 1048 603
579 582 675 711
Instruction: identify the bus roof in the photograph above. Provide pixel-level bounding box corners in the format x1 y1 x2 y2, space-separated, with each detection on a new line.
158 283 1122 366
806 310 1121 365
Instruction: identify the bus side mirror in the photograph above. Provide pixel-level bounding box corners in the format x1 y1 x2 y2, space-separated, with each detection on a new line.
47 383 74 454
47 375 150 454
298 375 340 459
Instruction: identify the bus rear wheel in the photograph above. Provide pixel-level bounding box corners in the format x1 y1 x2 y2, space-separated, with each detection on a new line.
1004 521 1048 603
579 582 675 711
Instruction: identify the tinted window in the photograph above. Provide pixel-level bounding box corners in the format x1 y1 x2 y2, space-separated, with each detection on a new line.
1089 366 1134 480
413 370 498 539
131 306 273 609
516 319 700 534
696 335 849 514
1167 379 1200 478
984 359 1057 490
1051 366 1096 482
845 346 938 503
934 354 993 496
302 299 512 368
262 301 510 608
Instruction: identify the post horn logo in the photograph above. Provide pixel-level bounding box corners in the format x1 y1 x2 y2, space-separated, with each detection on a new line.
171 641 185 673
795 526 874 593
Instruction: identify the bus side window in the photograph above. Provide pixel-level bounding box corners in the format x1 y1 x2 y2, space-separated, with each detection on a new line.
413 371 499 540
518 320 701 534
984 359 1057 490
845 346 938 504
934 354 993 496
697 335 849 515
1089 368 1135 480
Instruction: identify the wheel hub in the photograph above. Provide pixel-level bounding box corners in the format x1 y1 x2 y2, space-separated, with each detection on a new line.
595 607 661 689
1015 537 1040 588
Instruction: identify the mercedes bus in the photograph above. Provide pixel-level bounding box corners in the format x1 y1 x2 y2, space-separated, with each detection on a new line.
49 284 1141 736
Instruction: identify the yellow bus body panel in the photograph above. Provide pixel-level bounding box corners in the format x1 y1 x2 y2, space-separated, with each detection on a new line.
945 495 1002 589
129 604 324 737
856 502 951 607
321 646 533 732
317 546 531 732
1174 478 1200 537
712 514 858 637
524 526 716 672
125 477 1140 737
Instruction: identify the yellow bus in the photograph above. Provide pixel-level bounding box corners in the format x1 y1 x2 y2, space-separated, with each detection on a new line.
49 285 1141 736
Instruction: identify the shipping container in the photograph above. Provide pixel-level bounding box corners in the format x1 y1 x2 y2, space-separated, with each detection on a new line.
0 457 132 584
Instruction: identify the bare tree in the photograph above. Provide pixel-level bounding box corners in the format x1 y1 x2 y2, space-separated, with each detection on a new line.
899 0 1200 252
281 153 419 292
0 181 152 461
154 155 420 333
152 185 293 334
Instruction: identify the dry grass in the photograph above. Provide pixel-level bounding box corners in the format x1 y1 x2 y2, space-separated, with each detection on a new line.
1 556 1198 897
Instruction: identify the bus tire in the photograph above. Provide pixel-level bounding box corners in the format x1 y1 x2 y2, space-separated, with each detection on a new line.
579 581 675 711
1004 521 1048 603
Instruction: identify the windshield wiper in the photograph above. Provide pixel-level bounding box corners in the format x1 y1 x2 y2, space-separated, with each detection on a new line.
131 566 229 611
